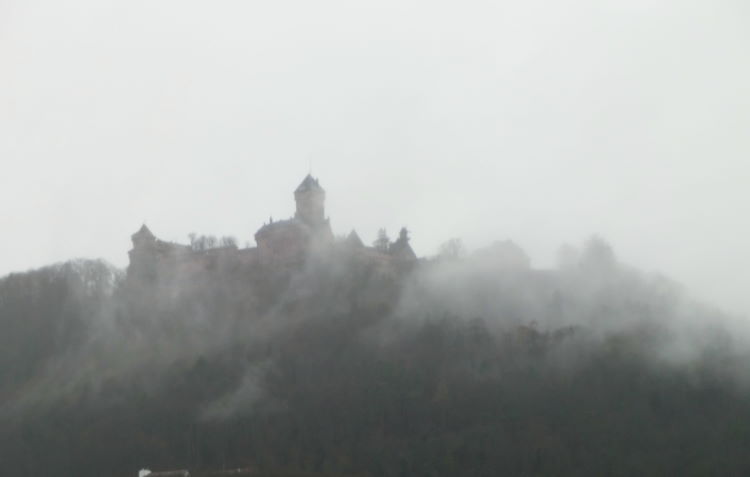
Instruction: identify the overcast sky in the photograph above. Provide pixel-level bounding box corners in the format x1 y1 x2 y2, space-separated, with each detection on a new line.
1 0 749 315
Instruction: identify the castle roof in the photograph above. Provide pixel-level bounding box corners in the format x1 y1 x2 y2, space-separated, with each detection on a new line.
255 218 308 238
132 224 155 240
345 229 364 248
295 174 324 194
389 240 417 260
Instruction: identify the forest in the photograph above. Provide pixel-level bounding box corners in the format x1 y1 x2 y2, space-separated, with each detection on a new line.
1 237 750 477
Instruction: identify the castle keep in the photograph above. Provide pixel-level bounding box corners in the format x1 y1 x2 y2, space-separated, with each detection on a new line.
254 174 334 264
127 175 416 279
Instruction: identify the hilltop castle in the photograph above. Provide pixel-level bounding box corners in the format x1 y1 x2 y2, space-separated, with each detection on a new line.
127 175 416 280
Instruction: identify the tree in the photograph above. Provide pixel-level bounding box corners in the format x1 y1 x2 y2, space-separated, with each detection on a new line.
373 228 390 253
580 235 616 273
220 236 238 248
189 234 223 251
438 238 465 260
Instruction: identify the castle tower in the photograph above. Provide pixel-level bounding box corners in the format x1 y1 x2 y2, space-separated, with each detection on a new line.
131 224 156 248
294 174 326 227
389 227 417 261
127 224 158 279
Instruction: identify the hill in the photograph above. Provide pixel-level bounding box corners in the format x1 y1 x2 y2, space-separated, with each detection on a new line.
1 238 749 476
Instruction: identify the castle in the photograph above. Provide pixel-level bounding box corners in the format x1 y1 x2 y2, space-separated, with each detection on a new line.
127 175 417 280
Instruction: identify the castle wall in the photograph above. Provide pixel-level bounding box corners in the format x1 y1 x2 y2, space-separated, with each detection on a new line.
256 220 311 266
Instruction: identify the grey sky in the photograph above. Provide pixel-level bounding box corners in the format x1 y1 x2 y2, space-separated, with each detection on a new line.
1 1 749 315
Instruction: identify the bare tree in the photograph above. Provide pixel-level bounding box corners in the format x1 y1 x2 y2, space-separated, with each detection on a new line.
220 236 238 248
438 238 465 260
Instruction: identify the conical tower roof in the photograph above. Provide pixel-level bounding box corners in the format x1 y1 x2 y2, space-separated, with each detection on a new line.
345 229 364 248
131 224 155 240
295 174 325 194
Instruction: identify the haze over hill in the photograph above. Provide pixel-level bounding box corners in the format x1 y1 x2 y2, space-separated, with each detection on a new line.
2 221 750 475
2 2 750 473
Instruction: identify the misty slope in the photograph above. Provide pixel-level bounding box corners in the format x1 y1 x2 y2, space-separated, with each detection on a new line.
2 239 750 477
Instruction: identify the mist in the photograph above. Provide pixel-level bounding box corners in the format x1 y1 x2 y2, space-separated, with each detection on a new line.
2 1 750 475
3 232 750 475
1 0 749 316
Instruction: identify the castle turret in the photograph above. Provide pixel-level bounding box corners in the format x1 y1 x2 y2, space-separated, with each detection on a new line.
128 224 158 279
131 224 156 247
389 227 417 261
253 175 333 265
294 174 326 227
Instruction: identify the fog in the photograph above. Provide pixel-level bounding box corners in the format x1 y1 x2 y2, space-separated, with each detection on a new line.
1 226 750 473
6 4 750 475
1 235 746 419
1 0 749 320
